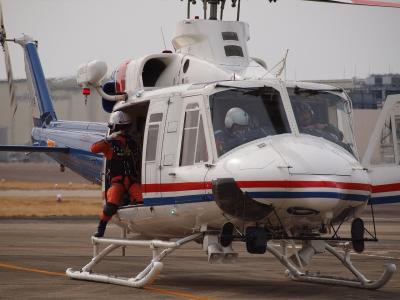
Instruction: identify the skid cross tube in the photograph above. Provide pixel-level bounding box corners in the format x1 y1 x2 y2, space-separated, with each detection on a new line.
266 241 396 289
66 233 202 288
231 234 378 242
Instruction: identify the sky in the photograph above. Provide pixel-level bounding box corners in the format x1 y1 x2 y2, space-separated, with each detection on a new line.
1 0 399 81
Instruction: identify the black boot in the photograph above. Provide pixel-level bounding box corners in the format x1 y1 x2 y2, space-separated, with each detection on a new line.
94 220 108 238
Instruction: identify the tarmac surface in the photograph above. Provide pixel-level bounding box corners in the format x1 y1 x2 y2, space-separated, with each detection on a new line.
0 163 400 299
0 217 399 300
0 162 91 183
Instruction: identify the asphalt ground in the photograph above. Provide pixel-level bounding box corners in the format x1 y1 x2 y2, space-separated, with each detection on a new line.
0 162 91 184
0 217 399 300
0 163 400 299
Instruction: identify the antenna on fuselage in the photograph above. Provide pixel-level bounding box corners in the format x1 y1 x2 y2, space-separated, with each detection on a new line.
261 49 289 80
160 27 167 50
220 0 226 20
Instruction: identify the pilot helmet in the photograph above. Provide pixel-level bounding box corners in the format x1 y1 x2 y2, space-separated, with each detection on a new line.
108 111 131 130
225 107 250 129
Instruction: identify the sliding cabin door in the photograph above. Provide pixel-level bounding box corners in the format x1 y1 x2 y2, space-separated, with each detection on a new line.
160 95 212 207
143 100 168 203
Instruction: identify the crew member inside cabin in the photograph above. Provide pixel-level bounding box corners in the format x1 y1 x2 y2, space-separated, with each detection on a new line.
293 102 344 142
91 111 143 238
215 107 265 155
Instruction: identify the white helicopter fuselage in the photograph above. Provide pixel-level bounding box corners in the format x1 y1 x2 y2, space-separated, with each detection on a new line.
112 79 370 239
79 19 371 239
57 1 400 289
64 1 400 289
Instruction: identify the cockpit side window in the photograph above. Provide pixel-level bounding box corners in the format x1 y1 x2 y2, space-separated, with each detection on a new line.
210 87 290 156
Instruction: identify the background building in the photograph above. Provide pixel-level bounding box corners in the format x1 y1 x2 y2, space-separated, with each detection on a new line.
0 78 108 143
0 75 398 161
0 78 108 161
317 74 400 109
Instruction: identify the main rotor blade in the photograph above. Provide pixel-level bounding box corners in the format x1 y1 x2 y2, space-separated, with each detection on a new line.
303 0 400 8
0 1 17 117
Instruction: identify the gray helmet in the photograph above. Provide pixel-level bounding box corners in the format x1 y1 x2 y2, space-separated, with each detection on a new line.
108 111 131 130
225 107 250 129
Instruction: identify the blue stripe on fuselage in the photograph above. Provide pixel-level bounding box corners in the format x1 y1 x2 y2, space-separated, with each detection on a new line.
369 196 400 205
248 191 369 202
137 191 369 207
143 194 212 206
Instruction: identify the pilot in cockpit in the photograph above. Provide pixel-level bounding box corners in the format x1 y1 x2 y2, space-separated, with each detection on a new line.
294 102 344 142
215 107 265 155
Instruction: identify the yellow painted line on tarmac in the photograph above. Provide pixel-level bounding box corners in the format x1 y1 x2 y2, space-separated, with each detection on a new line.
144 286 215 300
0 262 215 300
0 262 65 277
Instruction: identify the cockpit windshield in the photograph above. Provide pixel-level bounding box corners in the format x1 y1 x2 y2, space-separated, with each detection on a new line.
210 86 290 156
288 87 354 154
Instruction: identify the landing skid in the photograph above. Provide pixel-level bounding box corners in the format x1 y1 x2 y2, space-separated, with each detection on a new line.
66 234 395 289
66 233 202 288
267 242 396 289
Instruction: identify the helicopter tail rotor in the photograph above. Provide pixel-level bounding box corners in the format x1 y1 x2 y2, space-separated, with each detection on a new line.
0 1 17 117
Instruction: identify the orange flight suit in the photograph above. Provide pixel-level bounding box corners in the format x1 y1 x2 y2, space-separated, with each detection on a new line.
91 132 142 222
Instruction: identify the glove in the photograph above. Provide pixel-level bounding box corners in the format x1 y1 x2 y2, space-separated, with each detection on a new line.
106 131 122 141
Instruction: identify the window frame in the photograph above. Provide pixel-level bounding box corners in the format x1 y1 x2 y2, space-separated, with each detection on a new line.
145 112 164 163
178 96 211 167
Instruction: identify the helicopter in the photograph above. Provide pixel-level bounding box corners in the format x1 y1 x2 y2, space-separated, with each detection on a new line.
1 0 400 290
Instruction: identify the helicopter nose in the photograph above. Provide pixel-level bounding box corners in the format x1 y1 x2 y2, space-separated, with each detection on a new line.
211 135 371 223
267 135 371 215
270 134 357 176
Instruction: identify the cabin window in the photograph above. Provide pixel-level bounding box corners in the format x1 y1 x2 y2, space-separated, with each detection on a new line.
222 32 238 41
145 113 163 162
224 45 244 57
195 115 208 163
150 113 163 123
180 103 208 166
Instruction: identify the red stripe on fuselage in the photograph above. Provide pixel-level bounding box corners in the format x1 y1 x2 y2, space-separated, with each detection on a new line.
237 180 372 191
143 180 372 193
144 182 207 193
372 182 400 193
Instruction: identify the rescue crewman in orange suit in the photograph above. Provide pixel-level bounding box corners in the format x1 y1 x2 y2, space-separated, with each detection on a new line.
91 111 143 237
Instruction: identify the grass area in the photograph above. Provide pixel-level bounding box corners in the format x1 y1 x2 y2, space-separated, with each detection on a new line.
0 196 102 217
0 181 100 190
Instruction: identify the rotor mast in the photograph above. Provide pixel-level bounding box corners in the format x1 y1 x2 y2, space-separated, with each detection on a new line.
184 0 242 21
